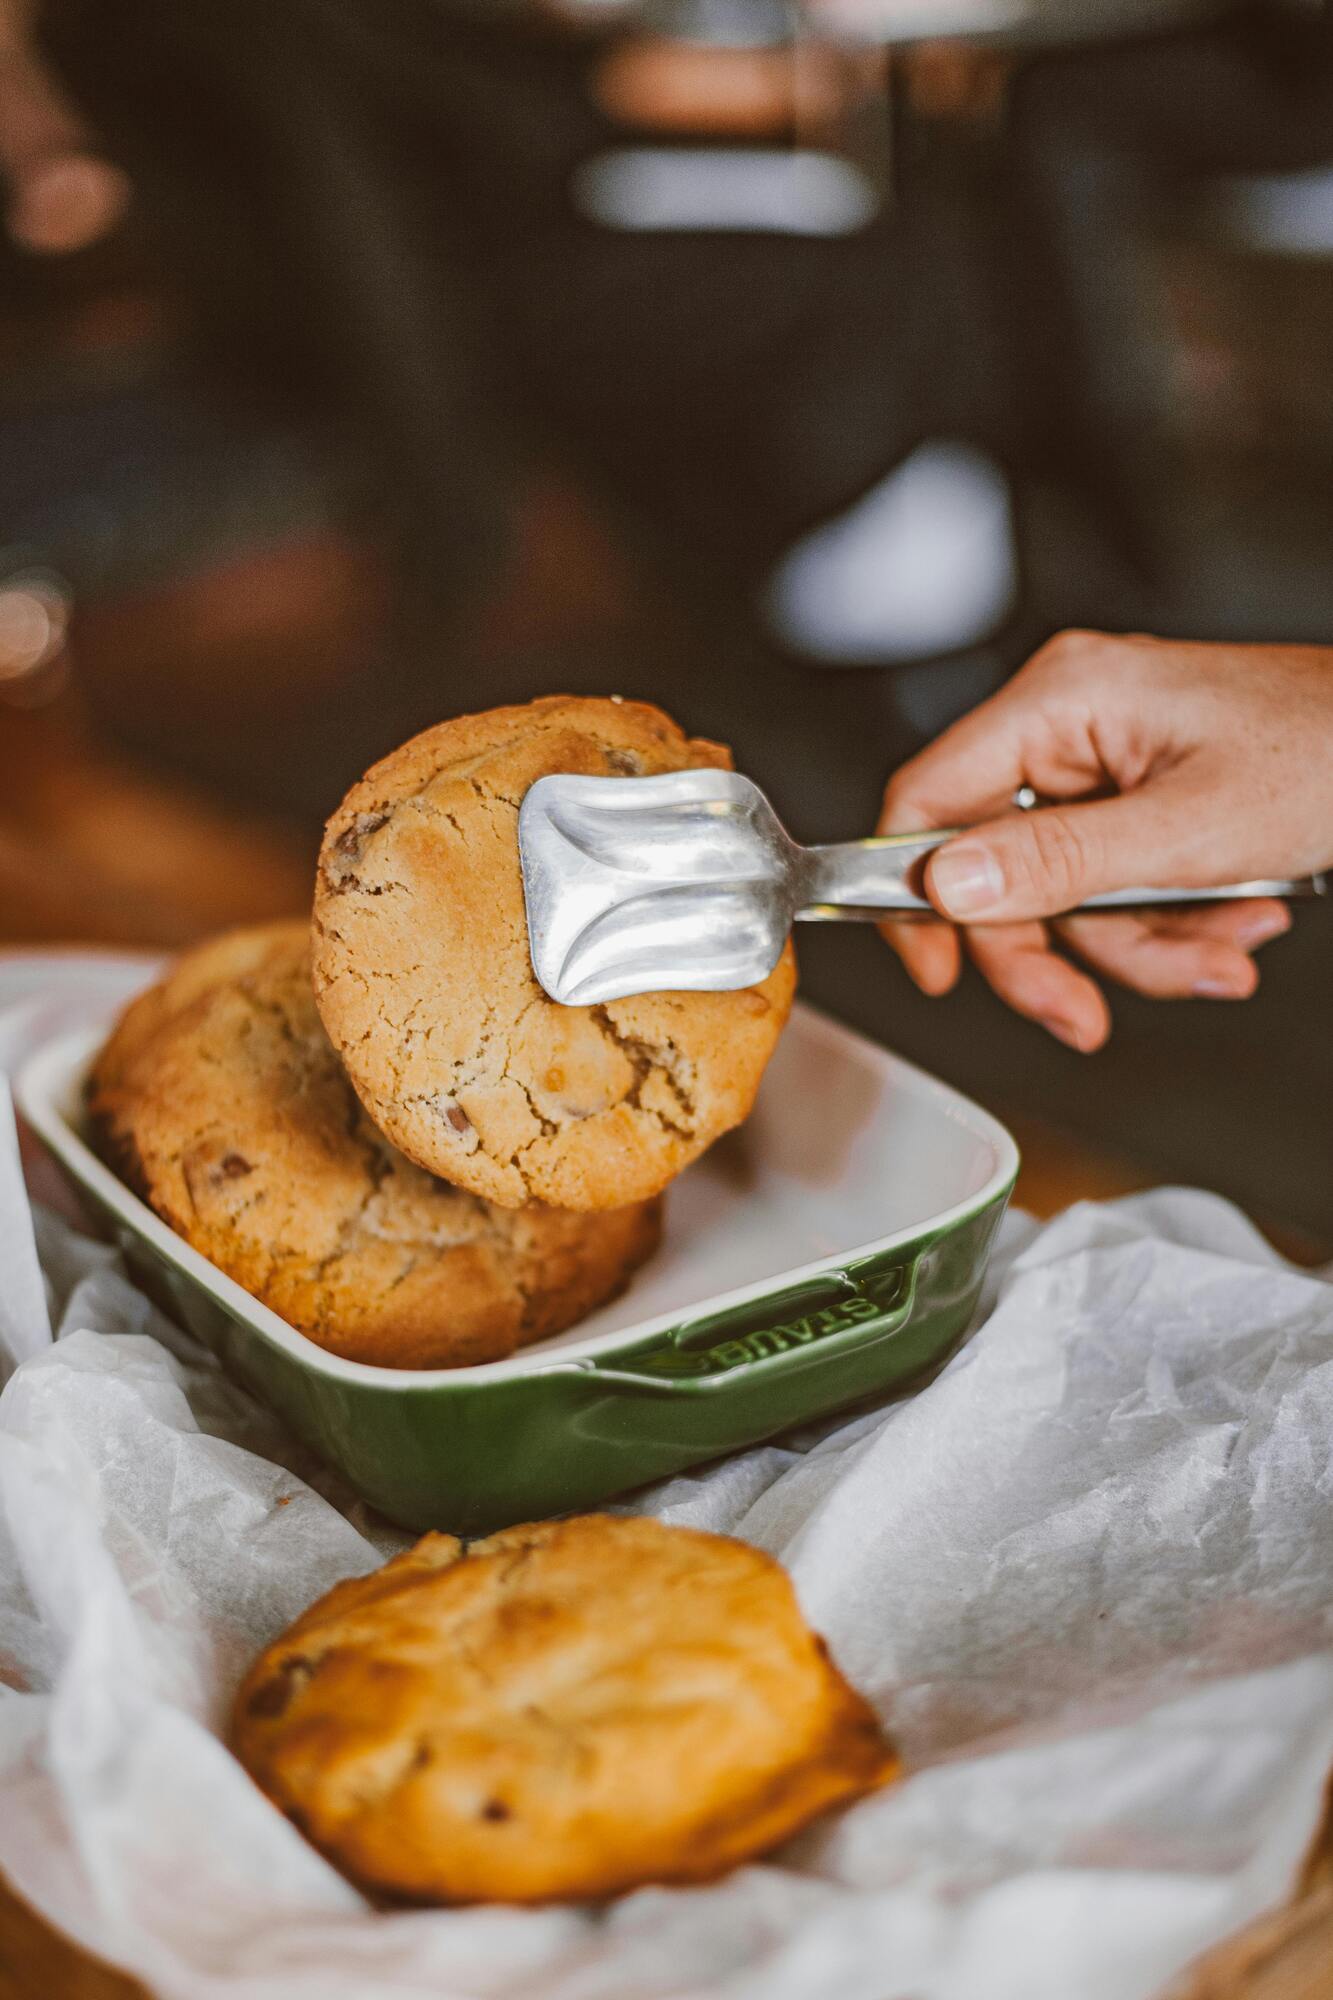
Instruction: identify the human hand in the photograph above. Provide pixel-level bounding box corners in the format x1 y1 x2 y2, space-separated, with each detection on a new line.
878 632 1333 1051
0 0 129 254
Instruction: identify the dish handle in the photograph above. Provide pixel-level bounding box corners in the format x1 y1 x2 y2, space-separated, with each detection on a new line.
579 1253 924 1398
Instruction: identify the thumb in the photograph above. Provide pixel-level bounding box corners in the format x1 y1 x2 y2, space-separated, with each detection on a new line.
924 789 1208 923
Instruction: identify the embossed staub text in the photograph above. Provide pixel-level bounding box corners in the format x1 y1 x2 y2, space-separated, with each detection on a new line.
628 1265 911 1380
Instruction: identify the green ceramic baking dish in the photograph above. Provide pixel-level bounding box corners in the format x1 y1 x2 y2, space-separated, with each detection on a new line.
17 1004 1018 1534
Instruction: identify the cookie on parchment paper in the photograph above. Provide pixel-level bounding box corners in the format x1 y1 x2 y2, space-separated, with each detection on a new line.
312 697 796 1212
231 1513 896 1904
88 922 661 1369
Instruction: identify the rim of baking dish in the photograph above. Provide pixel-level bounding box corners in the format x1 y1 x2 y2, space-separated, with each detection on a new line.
16 1005 1019 1391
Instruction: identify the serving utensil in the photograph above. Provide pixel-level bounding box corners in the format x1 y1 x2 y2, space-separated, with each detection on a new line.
518 769 1327 1006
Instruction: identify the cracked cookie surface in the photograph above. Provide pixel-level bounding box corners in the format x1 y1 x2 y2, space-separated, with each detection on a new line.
230 1513 896 1904
312 697 797 1210
87 923 661 1368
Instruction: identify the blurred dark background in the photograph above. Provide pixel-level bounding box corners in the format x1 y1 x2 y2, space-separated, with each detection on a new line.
1 0 1330 1238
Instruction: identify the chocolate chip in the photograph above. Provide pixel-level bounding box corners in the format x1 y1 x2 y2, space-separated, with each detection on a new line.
335 811 389 861
246 1655 312 1718
444 1103 472 1135
326 810 390 891
605 749 644 776
481 1798 510 1822
217 1152 253 1181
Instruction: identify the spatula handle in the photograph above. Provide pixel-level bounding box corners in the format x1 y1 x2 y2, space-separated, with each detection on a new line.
796 834 1329 921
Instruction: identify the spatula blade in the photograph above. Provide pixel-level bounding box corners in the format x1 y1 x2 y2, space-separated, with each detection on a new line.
518 770 793 1005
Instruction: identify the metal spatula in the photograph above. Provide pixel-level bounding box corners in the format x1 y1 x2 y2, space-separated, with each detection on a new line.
518 769 1326 1006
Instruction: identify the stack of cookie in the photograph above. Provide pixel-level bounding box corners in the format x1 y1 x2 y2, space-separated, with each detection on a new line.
89 697 796 1369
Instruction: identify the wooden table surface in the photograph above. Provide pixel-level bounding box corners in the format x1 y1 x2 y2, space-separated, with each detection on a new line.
1 699 1329 2000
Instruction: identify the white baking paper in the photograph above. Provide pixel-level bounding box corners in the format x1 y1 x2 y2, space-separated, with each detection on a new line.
1 956 1332 2000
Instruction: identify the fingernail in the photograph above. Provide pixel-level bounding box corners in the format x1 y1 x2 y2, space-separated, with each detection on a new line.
930 843 1005 918
1193 976 1248 1000
1233 908 1290 950
1041 1014 1087 1049
915 964 956 998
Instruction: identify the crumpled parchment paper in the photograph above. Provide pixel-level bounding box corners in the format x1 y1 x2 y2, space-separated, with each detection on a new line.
1 956 1332 2000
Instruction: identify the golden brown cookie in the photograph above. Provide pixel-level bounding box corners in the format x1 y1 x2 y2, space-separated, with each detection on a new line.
92 921 297 1081
230 1514 895 1904
311 697 796 1211
87 924 661 1369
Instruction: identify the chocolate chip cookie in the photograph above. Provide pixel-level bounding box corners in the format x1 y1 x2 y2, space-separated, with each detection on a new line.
312 698 796 1210
88 924 661 1368
231 1514 895 1904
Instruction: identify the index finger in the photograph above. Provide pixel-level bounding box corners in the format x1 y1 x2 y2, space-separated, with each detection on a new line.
876 730 979 995
877 683 1031 838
